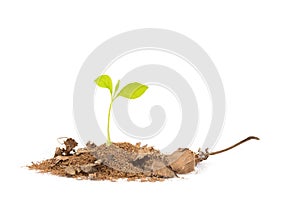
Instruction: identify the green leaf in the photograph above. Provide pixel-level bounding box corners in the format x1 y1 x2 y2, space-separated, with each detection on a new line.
95 75 113 94
113 80 120 97
117 82 148 99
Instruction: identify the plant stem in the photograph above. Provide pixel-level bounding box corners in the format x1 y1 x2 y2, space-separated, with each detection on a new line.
209 136 260 156
106 96 113 145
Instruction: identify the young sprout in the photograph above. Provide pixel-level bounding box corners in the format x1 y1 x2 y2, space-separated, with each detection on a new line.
95 75 148 145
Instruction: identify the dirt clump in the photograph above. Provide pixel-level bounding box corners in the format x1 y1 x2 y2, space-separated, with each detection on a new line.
54 138 78 156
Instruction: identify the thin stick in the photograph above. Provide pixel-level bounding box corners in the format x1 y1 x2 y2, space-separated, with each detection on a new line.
209 136 260 156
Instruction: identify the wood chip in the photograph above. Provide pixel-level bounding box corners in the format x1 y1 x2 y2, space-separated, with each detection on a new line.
152 160 176 178
168 149 195 174
65 166 76 175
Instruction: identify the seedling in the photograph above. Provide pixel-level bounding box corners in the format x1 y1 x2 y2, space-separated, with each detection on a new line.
29 74 260 182
95 75 148 145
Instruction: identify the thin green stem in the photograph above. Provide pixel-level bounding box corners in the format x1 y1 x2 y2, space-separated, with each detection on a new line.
106 96 113 145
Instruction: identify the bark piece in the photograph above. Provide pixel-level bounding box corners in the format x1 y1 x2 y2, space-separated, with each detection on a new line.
168 148 195 174
65 166 76 175
80 164 97 173
76 148 91 155
54 147 62 157
152 160 176 178
64 138 78 155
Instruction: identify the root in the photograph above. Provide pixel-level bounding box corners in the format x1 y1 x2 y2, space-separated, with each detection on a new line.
209 136 260 156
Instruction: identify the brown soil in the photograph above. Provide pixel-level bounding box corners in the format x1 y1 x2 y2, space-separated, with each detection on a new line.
28 136 259 182
28 138 208 182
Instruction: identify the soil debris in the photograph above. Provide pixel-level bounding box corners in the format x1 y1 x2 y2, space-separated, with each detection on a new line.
65 166 76 176
29 138 195 181
54 138 78 156
29 136 259 182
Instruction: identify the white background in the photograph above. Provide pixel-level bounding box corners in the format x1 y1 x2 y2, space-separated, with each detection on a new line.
0 0 299 199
